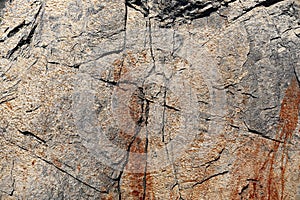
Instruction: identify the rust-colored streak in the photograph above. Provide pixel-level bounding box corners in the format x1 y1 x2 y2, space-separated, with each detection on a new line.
231 75 300 200
123 136 148 199
101 194 114 200
5 102 13 110
113 58 128 82
51 157 62 168
268 75 300 200
122 134 153 199
129 88 144 125
115 51 156 199
120 85 152 199
278 76 300 140
252 75 300 200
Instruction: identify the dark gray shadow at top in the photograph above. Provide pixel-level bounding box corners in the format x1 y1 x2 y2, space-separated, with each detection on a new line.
0 0 8 10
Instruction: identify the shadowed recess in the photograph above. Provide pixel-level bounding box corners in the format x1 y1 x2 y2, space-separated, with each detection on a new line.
0 0 9 10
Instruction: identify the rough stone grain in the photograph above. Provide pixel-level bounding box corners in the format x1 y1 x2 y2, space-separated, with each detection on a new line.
0 0 300 199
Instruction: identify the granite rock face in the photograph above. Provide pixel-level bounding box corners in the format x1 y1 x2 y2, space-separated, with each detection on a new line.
0 0 300 199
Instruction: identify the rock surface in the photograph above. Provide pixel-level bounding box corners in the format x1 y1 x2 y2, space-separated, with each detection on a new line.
0 0 300 199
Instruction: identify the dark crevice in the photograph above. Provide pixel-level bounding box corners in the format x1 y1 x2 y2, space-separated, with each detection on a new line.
242 0 284 12
95 48 125 61
262 105 277 111
37 153 108 194
6 21 26 38
244 122 284 143
116 89 147 199
9 160 15 196
247 128 283 143
201 148 225 167
224 83 238 89
94 77 118 86
18 129 46 144
156 1 220 27
136 87 146 126
32 3 43 23
8 140 108 194
126 0 149 17
6 3 42 58
163 103 180 112
239 183 249 196
196 6 219 18
117 84 151 199
246 178 258 182
7 24 38 58
160 84 184 199
142 128 149 200
193 171 229 187
229 124 240 129
147 19 156 71
47 61 80 69
124 0 128 49
68 63 80 69
0 96 16 105
115 124 143 198
293 66 300 86
232 0 285 21
161 88 167 142
9 180 15 196
142 87 151 199
221 0 237 7
241 92 258 99
144 99 150 125
47 61 61 65
260 0 285 7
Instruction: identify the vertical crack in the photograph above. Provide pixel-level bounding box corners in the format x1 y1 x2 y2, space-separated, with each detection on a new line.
142 97 151 200
239 183 249 197
161 88 167 142
116 125 143 199
171 28 176 56
144 18 156 80
118 85 152 199
192 171 229 187
124 0 128 49
166 140 185 200
161 85 184 199
9 160 15 196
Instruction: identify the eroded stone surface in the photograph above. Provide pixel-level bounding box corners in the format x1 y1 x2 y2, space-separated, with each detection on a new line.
0 0 300 199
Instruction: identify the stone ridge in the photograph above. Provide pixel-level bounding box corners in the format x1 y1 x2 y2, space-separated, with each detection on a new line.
127 0 286 26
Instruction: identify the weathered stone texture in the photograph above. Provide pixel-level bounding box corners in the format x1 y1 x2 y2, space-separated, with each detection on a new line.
0 0 300 199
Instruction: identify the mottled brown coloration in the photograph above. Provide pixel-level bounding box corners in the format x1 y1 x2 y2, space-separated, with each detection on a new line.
231 75 300 200
265 75 300 200
129 88 144 125
114 52 153 199
5 102 12 110
1 0 299 199
113 58 128 82
120 96 153 198
51 157 62 168
123 137 147 199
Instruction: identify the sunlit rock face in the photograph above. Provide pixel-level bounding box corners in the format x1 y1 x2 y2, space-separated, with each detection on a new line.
0 0 299 199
